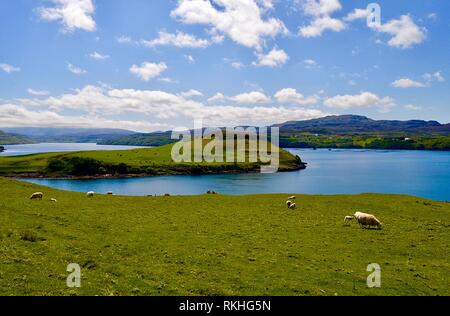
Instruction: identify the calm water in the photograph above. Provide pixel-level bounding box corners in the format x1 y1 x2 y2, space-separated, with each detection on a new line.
0 143 149 156
20 146 450 201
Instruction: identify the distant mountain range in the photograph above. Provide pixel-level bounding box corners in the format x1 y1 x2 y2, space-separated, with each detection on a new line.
274 115 450 135
1 116 450 151
1 127 136 143
99 115 450 147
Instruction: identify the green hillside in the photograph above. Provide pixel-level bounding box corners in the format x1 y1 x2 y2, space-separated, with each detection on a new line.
0 141 305 177
0 178 448 296
0 131 33 145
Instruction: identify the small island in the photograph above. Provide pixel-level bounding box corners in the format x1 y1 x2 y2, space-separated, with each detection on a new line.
0 141 306 179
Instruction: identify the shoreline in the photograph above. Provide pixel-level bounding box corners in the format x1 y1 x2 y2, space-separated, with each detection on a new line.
6 163 307 180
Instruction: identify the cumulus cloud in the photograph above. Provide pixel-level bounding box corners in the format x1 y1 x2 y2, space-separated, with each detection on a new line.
129 62 167 81
1 85 328 129
391 78 425 89
0 104 172 132
253 47 289 67
0 63 20 73
27 89 50 96
324 92 395 112
298 0 345 37
274 88 320 105
38 0 96 33
142 31 211 48
179 89 203 98
67 63 87 75
89 52 110 60
170 0 288 50
375 15 426 49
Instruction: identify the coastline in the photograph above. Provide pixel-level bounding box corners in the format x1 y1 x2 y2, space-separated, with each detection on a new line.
6 162 307 180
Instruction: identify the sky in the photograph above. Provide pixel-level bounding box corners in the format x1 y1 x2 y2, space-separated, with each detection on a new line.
0 0 449 132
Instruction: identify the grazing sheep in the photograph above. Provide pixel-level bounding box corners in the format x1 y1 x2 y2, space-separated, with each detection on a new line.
286 200 293 208
30 192 43 200
87 191 95 198
353 212 382 229
50 198 57 202
207 190 218 195
288 196 296 200
288 202 296 210
164 193 171 197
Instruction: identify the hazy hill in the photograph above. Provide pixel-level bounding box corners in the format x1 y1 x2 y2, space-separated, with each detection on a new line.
0 130 33 146
1 127 136 143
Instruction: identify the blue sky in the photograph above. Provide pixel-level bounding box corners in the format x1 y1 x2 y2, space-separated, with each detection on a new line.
0 0 449 132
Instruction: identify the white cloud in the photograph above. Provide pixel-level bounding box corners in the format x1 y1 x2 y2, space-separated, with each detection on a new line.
404 104 421 111
299 16 345 37
38 0 96 33
0 63 20 73
67 63 87 75
253 47 289 67
207 91 270 104
89 52 110 60
231 91 271 104
0 104 172 132
179 89 203 98
142 31 211 48
129 62 167 81
391 78 425 89
2 85 328 129
207 93 227 103
298 0 345 37
116 36 132 44
274 88 319 105
344 8 370 22
184 55 195 64
423 71 445 83
27 89 50 96
170 0 288 50
375 15 426 49
158 77 179 84
324 92 395 112
303 58 319 69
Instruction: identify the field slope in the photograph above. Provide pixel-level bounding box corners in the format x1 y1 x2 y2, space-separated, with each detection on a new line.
0 178 448 296
0 142 304 177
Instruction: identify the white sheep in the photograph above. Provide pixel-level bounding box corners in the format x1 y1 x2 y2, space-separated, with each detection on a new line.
30 192 43 200
288 202 296 210
287 196 296 200
50 198 58 202
87 191 95 198
353 212 382 229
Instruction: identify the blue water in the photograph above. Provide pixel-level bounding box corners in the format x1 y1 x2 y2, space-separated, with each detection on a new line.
20 147 450 201
0 143 149 156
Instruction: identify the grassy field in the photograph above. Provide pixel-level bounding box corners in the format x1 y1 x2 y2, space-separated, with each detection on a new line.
0 142 304 177
0 177 448 296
